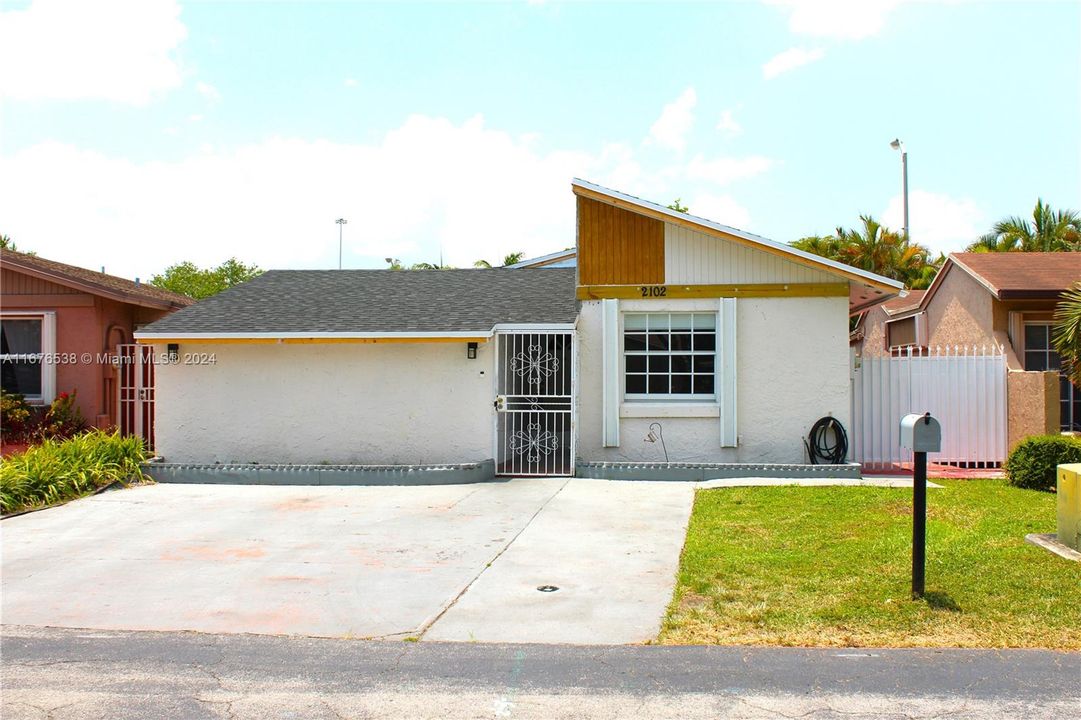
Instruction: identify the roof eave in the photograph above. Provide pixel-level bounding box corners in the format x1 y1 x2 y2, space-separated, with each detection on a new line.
572 178 906 295
134 330 498 341
996 290 1068 301
3 258 192 310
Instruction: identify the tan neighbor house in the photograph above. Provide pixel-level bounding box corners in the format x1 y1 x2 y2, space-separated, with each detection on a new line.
851 252 1080 448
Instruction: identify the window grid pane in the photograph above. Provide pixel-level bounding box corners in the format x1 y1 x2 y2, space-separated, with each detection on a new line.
1026 322 1080 431
0 318 44 397
624 312 717 399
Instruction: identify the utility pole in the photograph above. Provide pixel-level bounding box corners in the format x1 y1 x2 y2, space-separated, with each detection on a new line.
890 139 909 240
336 218 348 269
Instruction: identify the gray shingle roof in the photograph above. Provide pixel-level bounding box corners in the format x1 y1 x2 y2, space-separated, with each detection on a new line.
137 268 578 335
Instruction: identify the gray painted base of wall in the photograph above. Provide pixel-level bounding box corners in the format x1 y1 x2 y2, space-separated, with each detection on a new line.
143 459 497 486
575 461 863 481
143 458 861 485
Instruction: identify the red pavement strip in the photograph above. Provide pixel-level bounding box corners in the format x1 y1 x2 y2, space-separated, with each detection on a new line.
863 464 1004 479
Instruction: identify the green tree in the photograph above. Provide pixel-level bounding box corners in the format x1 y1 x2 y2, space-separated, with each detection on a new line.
967 199 1081 252
384 257 404 270
791 216 939 290
150 258 263 299
790 234 843 260
473 251 525 268
1053 282 1081 386
0 234 33 254
410 261 455 270
667 199 689 213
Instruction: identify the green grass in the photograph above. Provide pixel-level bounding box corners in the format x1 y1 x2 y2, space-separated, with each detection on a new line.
0 430 147 515
659 479 1081 648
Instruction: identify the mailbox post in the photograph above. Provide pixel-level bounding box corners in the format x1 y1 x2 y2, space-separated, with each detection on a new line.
899 412 941 598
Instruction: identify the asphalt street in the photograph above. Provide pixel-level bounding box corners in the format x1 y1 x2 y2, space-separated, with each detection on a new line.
3 625 1078 719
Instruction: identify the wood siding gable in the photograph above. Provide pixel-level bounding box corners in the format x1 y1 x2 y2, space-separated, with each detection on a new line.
576 196 664 286
2 267 82 295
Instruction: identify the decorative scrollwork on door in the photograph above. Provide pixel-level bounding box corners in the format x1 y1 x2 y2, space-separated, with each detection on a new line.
511 344 560 388
509 422 559 463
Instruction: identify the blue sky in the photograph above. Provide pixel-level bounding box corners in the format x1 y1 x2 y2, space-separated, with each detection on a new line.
1 0 1078 279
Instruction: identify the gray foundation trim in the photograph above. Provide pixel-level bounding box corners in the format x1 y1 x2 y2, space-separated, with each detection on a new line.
143 459 497 486
575 461 862 481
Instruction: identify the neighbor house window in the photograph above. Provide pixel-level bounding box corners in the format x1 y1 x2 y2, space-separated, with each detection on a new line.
624 313 716 400
886 316 917 349
1024 322 1080 431
1 313 56 404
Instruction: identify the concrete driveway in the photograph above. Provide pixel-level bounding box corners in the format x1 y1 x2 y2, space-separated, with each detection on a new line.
1 479 693 644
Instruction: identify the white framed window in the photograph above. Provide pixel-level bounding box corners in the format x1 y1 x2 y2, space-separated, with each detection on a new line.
1 312 56 404
623 312 716 401
1024 322 1080 431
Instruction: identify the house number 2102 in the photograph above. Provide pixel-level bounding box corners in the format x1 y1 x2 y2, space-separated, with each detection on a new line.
639 285 667 297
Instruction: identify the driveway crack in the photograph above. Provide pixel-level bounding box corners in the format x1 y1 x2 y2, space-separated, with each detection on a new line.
414 479 570 639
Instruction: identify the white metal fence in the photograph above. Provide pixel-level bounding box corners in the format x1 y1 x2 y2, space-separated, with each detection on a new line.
852 345 1007 468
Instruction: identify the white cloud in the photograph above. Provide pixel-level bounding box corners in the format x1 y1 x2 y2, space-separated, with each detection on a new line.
882 190 984 255
764 0 904 40
0 116 655 278
344 78 358 88
0 0 187 105
188 114 204 123
686 155 773 185
0 112 778 278
648 87 697 152
716 109 742 136
686 193 753 229
196 81 221 103
762 47 826 79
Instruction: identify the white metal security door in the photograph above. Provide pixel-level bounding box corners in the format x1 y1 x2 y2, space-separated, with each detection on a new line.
494 330 574 476
116 343 155 451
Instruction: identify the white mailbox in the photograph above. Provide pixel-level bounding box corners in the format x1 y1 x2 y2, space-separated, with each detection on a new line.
900 413 941 453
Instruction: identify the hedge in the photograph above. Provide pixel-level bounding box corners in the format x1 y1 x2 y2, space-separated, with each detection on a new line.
1004 434 1081 491
0 430 147 515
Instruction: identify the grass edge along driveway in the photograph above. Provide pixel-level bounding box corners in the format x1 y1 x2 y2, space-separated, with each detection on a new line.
658 479 1080 649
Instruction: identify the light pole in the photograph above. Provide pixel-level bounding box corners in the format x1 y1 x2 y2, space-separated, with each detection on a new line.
890 138 909 240
335 218 348 269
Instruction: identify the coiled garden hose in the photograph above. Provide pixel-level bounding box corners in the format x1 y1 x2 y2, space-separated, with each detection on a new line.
805 416 849 465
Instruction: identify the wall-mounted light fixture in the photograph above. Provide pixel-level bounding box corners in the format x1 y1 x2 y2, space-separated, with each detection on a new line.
467 342 478 360
167 343 179 362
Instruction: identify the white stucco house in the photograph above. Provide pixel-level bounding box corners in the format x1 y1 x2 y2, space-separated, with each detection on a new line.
136 179 904 478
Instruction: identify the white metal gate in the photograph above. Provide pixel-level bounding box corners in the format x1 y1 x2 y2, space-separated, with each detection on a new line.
494 330 574 476
852 345 1007 468
116 344 155 451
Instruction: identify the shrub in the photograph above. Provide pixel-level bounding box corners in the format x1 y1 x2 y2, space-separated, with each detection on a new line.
1004 434 1081 491
41 390 87 440
0 429 147 514
2 390 33 440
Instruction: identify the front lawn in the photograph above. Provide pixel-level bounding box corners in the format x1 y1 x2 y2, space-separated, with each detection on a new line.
659 479 1080 648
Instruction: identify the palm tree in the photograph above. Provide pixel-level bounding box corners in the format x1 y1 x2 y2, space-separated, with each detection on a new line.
1053 282 1081 386
835 216 907 274
473 251 525 268
967 199 1081 252
790 216 939 289
791 234 843 261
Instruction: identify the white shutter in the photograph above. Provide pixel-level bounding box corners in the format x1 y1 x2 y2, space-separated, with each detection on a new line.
602 299 620 447
719 298 738 447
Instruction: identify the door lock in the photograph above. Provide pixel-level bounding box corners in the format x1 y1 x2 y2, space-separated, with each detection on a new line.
494 395 506 411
